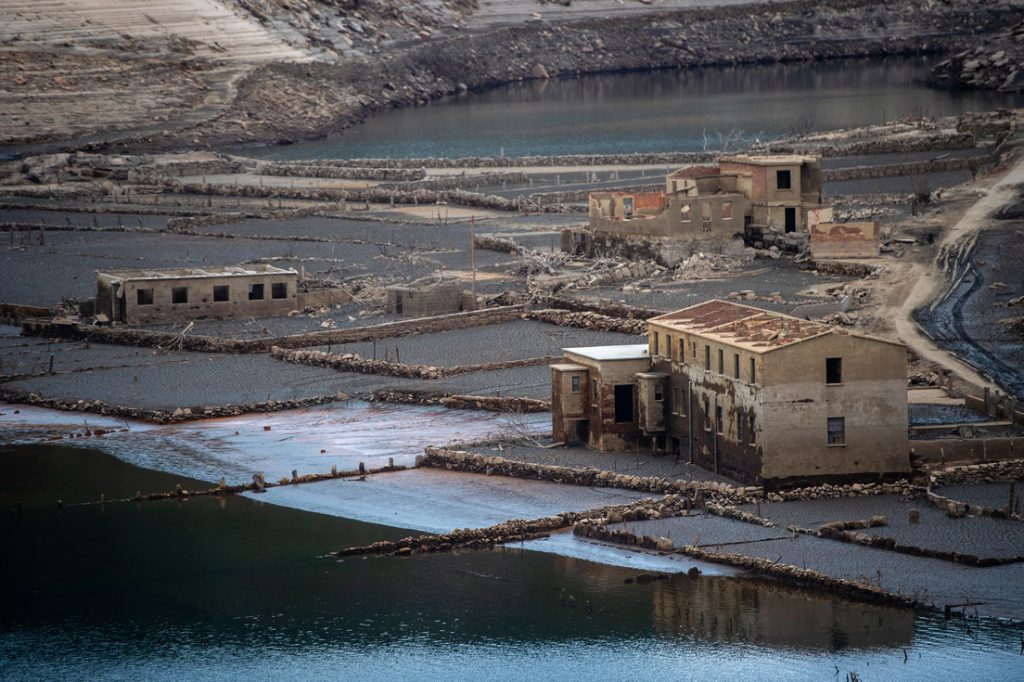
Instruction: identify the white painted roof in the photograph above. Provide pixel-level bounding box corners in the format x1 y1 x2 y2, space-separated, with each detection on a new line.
564 344 650 361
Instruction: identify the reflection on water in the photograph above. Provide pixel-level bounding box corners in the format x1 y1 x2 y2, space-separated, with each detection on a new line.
241 58 1024 161
2 444 1022 680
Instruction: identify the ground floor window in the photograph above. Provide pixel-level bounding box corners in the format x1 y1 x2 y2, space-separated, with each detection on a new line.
136 288 153 305
271 282 288 299
171 287 188 304
827 417 845 445
213 285 230 302
249 283 265 300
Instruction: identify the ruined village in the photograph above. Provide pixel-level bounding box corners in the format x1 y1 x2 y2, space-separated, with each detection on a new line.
3 1 1024 679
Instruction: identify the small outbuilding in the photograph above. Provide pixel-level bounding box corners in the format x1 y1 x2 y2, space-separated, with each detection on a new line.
96 264 299 324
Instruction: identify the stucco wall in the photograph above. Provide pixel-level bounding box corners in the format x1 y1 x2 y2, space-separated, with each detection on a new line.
760 334 909 482
105 273 297 324
809 221 879 259
564 352 650 451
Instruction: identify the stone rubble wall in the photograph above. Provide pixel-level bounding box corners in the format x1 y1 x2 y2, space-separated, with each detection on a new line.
572 518 922 609
257 164 428 181
930 460 1024 486
169 180 561 213
312 152 716 170
795 513 1022 566
821 153 994 182
370 390 551 413
85 463 408 507
0 388 346 424
331 495 689 558
534 295 663 321
21 306 525 354
165 212 247 232
416 447 760 501
522 309 647 335
271 345 557 380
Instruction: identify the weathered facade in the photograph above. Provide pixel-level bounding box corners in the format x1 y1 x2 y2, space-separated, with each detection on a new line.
386 276 465 317
572 155 823 263
96 265 298 324
717 154 823 233
552 345 651 452
809 221 880 259
552 300 909 487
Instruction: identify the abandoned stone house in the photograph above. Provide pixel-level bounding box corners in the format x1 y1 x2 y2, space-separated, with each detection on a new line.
573 155 824 259
552 300 909 487
385 276 466 317
95 265 299 324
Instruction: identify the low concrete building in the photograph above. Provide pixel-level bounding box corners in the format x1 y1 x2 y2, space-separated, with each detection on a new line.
552 300 909 487
96 265 298 324
386 276 465 317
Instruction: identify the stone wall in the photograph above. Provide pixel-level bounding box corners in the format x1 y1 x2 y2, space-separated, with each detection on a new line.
22 305 525 353
821 154 992 182
522 309 647 335
370 390 550 413
572 518 922 610
929 460 1024 486
272 346 557 380
416 447 760 500
0 388 346 424
911 437 1024 465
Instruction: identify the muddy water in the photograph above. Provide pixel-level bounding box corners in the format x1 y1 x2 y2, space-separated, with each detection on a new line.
243 58 1024 161
3 443 1024 681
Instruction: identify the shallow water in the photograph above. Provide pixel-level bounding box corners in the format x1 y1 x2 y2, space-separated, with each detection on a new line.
240 58 1024 161
3 442 1024 681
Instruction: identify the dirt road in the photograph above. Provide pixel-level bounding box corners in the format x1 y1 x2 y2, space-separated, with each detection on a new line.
893 155 1024 392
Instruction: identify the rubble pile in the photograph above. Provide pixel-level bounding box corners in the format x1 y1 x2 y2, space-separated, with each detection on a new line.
672 252 746 281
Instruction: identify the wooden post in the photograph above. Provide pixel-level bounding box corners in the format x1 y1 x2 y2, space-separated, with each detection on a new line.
470 216 477 310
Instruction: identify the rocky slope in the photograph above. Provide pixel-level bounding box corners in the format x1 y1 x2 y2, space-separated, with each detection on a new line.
2 0 1023 153
929 20 1024 93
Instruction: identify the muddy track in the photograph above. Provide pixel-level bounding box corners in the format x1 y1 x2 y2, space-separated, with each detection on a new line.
915 237 1020 393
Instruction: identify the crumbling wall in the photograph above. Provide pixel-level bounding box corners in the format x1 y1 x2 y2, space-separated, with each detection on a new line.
911 437 1024 465
809 221 879 259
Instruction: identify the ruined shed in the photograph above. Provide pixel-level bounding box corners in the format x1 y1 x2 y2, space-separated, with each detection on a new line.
386 277 465 317
96 264 298 324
